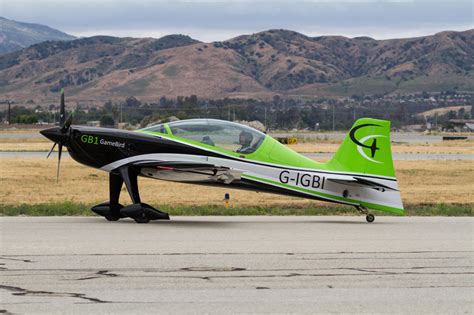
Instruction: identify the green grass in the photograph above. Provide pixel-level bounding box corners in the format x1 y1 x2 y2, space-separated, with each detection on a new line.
292 72 474 97
162 65 178 77
110 75 152 96
322 76 398 96
398 73 474 94
0 202 472 217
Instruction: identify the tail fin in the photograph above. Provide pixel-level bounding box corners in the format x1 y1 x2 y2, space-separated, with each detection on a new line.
328 118 395 178
326 118 404 215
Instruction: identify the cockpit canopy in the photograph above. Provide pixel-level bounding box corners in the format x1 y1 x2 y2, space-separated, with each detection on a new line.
143 119 266 154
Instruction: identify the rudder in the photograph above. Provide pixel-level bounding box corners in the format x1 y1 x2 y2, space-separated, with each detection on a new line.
328 118 395 178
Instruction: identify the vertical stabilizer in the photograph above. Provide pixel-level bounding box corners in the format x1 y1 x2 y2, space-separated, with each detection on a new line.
328 118 395 178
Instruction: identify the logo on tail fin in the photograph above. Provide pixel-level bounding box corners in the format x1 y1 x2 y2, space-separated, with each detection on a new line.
349 124 385 164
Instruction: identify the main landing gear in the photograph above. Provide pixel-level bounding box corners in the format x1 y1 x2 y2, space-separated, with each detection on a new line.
356 205 375 223
91 166 170 223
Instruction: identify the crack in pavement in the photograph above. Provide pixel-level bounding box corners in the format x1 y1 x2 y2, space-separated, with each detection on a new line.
0 285 110 304
344 268 397 275
108 270 474 281
2 265 471 276
9 264 451 282
299 257 467 260
2 250 472 257
179 267 246 272
76 270 119 281
0 257 33 263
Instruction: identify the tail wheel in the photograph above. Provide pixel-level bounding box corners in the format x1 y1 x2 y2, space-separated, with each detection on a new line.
366 214 375 223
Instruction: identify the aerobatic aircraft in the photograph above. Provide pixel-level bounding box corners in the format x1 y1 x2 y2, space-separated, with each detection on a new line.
41 90 404 223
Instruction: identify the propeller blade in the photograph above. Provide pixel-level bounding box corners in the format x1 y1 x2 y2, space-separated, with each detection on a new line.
61 115 73 133
59 88 65 127
46 142 57 159
56 144 62 183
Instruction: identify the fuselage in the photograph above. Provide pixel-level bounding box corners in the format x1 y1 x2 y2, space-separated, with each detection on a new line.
41 119 404 215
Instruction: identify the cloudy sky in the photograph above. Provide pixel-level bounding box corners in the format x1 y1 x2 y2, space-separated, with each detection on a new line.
2 0 473 42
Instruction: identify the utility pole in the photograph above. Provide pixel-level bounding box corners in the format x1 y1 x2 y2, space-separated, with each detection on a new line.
228 104 230 121
332 103 335 131
7 101 11 124
264 107 267 129
233 107 235 121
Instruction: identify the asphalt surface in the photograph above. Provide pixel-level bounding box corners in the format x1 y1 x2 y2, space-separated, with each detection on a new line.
1 216 473 314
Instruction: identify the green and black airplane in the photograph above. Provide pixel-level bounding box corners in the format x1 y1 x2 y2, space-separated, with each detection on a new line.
41 90 404 223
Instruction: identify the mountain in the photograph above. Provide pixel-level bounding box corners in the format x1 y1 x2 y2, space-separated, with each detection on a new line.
224 29 473 96
0 17 76 54
0 29 472 104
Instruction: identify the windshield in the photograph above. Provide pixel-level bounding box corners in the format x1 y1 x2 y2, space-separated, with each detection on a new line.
144 119 265 154
142 123 167 134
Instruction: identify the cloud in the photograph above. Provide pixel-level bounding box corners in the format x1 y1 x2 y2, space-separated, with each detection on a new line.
2 0 473 41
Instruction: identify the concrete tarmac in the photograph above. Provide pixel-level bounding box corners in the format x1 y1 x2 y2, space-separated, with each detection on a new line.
1 216 473 314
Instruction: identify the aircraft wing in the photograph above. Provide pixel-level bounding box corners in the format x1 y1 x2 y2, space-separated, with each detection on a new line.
326 174 398 192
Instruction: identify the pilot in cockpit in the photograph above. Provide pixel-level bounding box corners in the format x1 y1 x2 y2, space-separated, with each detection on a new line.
236 131 254 153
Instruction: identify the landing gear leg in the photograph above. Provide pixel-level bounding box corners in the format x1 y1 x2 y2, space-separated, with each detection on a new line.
106 172 124 221
356 205 375 223
119 166 141 204
91 172 124 221
92 167 169 223
118 166 170 223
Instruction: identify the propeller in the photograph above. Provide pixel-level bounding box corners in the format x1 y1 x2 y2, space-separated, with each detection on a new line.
46 142 57 159
45 88 73 182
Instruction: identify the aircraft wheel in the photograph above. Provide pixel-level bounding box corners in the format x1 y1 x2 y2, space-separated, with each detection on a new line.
105 215 120 221
366 214 375 223
134 216 150 224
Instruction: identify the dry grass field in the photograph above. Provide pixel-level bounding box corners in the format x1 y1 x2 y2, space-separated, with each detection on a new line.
1 157 472 207
1 131 473 154
1 129 472 214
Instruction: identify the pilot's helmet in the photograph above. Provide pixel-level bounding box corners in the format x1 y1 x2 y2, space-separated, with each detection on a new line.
239 131 253 145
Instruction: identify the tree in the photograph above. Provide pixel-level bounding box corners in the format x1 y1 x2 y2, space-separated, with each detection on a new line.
159 96 167 106
15 114 38 124
124 96 140 108
188 95 198 106
100 115 115 127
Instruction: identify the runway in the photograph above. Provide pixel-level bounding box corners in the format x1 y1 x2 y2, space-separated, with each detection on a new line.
1 216 473 314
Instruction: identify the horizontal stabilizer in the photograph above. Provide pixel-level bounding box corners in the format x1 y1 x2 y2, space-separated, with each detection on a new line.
327 175 398 192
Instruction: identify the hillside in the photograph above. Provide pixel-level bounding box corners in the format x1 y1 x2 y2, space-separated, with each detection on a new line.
0 17 76 54
0 29 472 104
